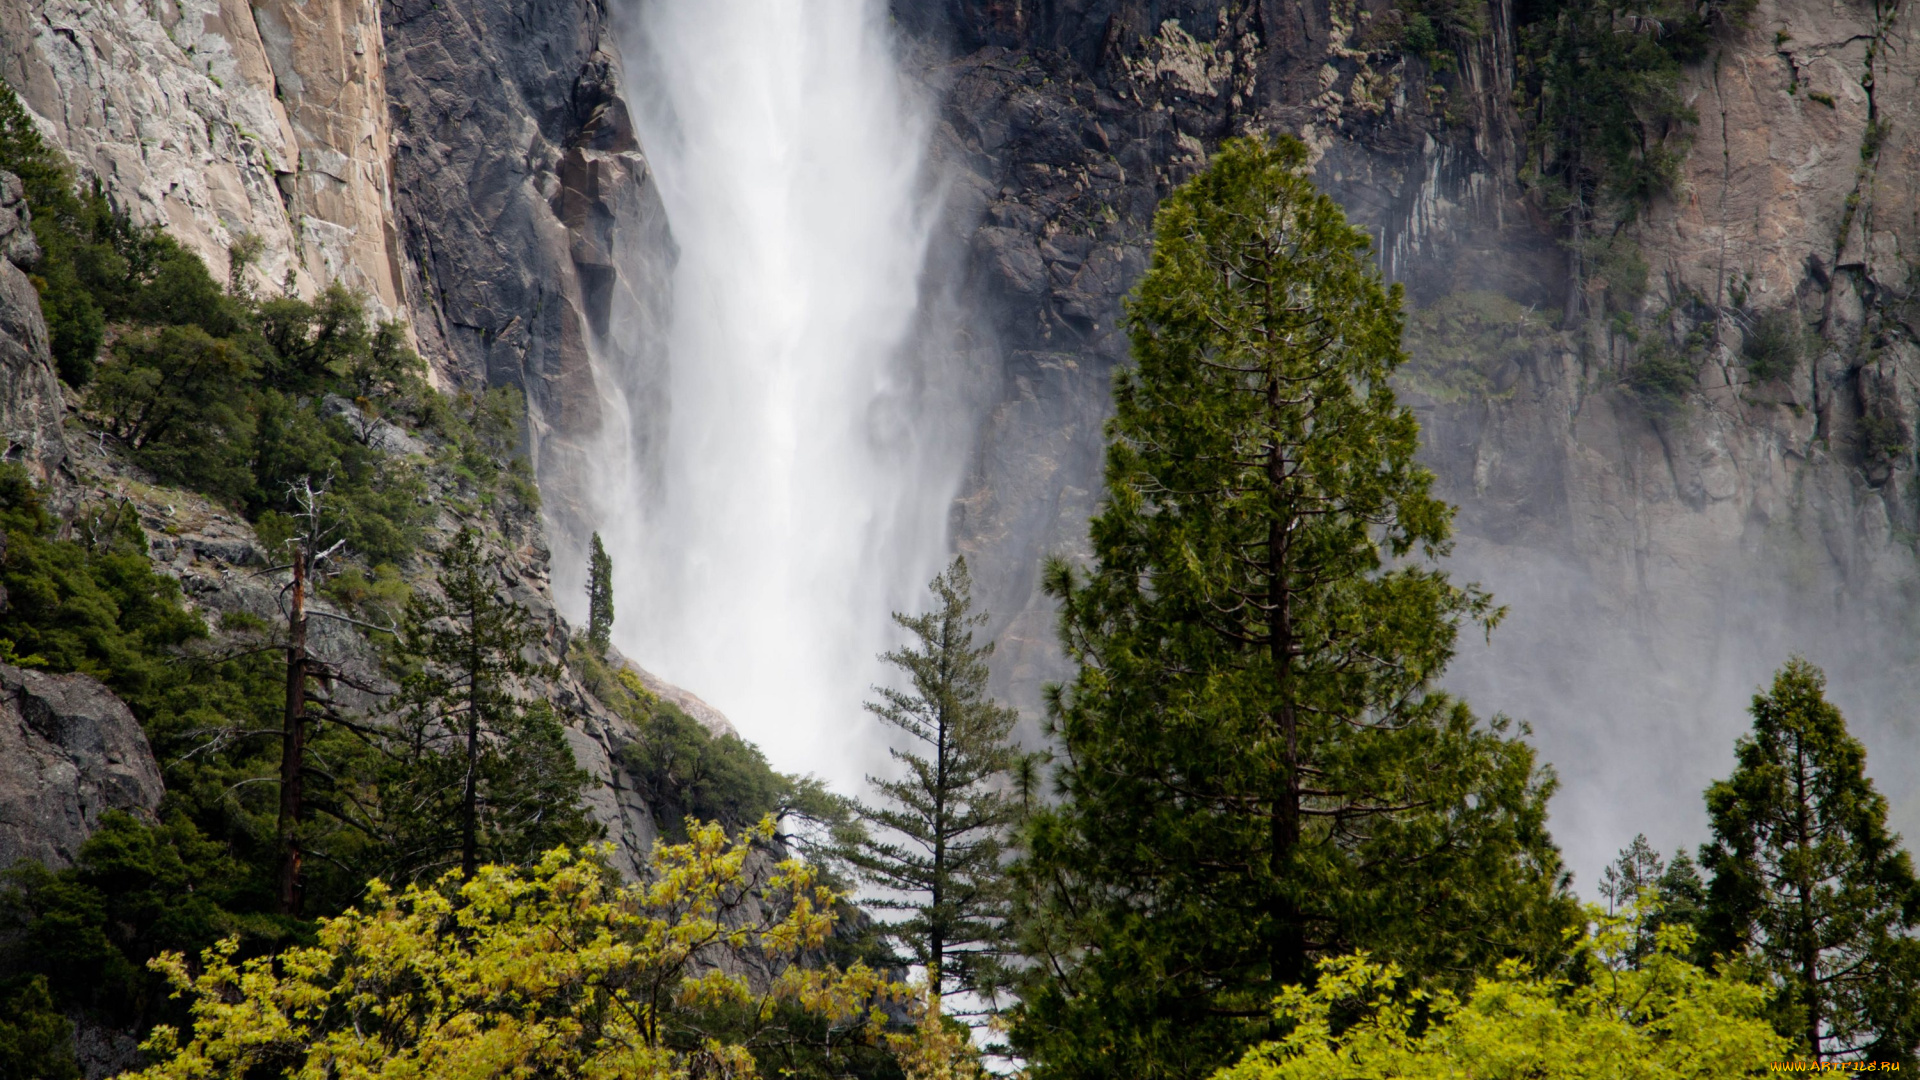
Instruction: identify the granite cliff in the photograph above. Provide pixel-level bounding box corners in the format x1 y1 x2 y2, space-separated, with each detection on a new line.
6 0 1920 877
890 0 1920 868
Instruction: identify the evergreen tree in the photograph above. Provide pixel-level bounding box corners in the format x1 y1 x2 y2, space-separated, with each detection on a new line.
382 527 595 880
1700 659 1920 1062
1598 834 1708 966
850 557 1021 1007
1008 137 1574 1080
587 531 615 653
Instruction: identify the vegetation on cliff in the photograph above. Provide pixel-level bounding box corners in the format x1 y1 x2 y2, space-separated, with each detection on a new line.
1514 0 1749 323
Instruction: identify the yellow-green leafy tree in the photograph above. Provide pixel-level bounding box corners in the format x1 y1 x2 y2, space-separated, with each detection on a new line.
127 819 903 1079
1215 904 1789 1080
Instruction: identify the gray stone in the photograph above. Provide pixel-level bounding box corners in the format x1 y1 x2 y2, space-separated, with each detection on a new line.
0 665 163 871
0 171 66 484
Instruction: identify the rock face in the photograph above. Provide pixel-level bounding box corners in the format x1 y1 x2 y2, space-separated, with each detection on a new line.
893 0 1556 717
0 171 64 482
379 0 673 557
892 0 1920 872
0 664 163 871
9 0 1920 879
0 0 401 304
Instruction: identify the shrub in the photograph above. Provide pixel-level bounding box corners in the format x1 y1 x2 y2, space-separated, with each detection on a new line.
1624 342 1696 412
1214 904 1787 1080
1742 307 1804 382
127 835 903 1080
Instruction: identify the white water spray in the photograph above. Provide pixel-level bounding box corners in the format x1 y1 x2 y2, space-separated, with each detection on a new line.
595 0 961 788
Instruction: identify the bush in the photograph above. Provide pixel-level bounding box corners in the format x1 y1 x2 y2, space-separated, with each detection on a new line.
1742 307 1804 382
128 835 902 1080
0 465 205 698
1624 342 1696 412
0 976 79 1080
1214 904 1787 1080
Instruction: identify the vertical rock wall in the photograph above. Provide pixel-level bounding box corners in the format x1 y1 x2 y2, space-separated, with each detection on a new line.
894 0 1920 877
379 0 671 561
0 0 402 306
893 0 1559 719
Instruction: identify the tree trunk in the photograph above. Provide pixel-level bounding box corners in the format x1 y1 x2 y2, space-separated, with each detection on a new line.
1794 736 1822 1060
276 551 308 916
461 597 483 880
931 689 949 996
1267 379 1305 987
1564 200 1582 328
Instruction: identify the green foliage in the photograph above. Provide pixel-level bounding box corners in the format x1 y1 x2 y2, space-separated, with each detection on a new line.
0 466 204 699
0 976 80 1080
1598 835 1709 966
0 79 243 386
1403 11 1439 54
1516 0 1745 316
381 527 595 882
623 700 786 837
129 832 905 1080
850 557 1023 1004
1518 0 1724 208
0 464 389 1045
1624 340 1698 412
1743 308 1806 383
1008 137 1577 1080
94 324 259 495
320 561 411 626
1700 659 1920 1062
1860 413 1909 464
1214 903 1788 1080
587 530 615 652
1400 290 1558 401
85 286 440 561
1581 229 1652 312
573 644 854 857
0 812 292 1032
2 82 508 566
1396 0 1484 69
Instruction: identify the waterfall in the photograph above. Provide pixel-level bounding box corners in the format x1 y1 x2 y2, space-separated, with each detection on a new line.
595 0 961 788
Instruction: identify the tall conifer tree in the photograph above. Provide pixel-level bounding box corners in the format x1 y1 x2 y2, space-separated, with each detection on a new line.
587 531 615 653
382 527 595 879
1700 659 1920 1062
1008 137 1574 1080
852 557 1021 1007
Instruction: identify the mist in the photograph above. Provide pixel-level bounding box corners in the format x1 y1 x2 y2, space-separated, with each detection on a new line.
585 0 966 790
1440 506 1920 894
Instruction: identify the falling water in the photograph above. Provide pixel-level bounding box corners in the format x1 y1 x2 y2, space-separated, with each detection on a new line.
595 0 961 788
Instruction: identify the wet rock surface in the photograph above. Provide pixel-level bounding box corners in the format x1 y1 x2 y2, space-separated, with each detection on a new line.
379 0 674 563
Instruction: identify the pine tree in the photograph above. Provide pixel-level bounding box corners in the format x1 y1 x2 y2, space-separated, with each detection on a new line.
1008 137 1574 1080
1700 659 1920 1063
587 531 615 653
852 557 1021 1008
382 527 595 880
1599 834 1708 966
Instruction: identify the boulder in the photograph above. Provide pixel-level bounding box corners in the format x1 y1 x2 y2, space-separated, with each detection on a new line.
0 665 163 871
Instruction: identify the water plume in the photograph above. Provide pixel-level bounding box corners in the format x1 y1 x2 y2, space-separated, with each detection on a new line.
591 0 963 789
